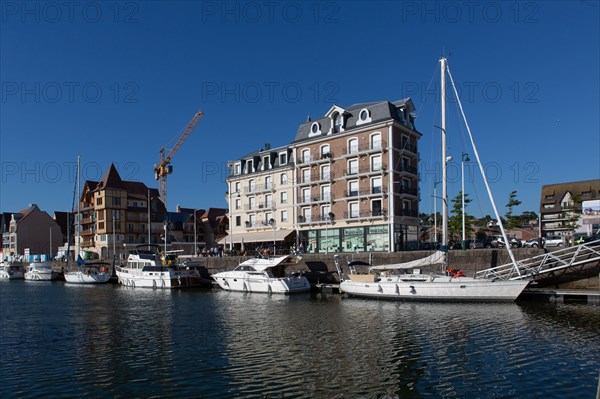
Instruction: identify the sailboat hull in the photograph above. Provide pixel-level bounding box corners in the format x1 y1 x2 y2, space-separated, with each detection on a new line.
340 276 529 302
64 271 110 284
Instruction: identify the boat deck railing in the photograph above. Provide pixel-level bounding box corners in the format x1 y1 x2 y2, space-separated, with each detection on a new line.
475 239 600 280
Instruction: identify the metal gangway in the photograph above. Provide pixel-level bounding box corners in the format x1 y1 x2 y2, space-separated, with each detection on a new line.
475 239 600 281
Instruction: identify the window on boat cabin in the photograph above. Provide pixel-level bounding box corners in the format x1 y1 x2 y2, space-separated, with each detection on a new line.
235 216 241 226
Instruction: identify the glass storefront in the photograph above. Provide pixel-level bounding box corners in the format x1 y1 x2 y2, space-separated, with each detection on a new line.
300 225 390 253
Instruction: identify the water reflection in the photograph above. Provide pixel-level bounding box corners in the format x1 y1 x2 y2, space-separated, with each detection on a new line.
1 283 599 399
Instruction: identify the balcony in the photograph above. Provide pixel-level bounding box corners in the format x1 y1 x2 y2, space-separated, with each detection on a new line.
243 183 276 195
398 164 418 175
297 152 333 166
397 186 418 196
341 144 385 159
343 210 388 220
396 143 418 154
341 187 387 200
342 165 388 178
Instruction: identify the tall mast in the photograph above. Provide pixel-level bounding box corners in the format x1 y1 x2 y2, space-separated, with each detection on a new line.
440 57 448 266
76 156 81 261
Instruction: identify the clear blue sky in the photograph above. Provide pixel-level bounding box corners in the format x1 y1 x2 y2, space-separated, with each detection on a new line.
1 1 599 218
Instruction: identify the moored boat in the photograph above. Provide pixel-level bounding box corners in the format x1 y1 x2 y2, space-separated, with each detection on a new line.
64 261 110 284
212 255 310 294
0 262 25 280
24 262 58 281
115 245 212 289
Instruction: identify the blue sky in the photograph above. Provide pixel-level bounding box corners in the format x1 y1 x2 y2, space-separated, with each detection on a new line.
1 1 599 218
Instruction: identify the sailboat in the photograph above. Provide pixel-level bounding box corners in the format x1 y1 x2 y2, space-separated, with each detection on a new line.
334 57 530 301
64 156 110 284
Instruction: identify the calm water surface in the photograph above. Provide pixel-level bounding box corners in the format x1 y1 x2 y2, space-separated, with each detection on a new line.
1 281 599 398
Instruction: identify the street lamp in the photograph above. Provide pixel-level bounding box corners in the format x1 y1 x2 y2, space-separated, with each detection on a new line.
268 218 276 255
325 212 334 254
461 152 470 250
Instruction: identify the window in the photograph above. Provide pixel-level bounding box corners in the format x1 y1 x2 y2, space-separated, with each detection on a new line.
332 113 342 133
370 133 381 150
265 194 273 208
112 197 121 206
96 197 102 205
234 163 241 175
281 210 288 222
265 212 273 224
249 197 256 209
348 159 358 175
320 144 330 159
349 180 359 197
279 152 287 165
302 207 312 223
265 176 273 190
321 185 330 201
349 202 359 218
235 198 241 210
321 164 330 181
309 122 321 136
348 138 358 154
371 154 382 172
372 200 382 216
280 191 288 204
357 108 372 125
263 156 270 170
301 149 310 163
302 188 311 203
371 177 382 194
235 216 241 226
247 160 254 173
248 214 256 227
235 182 241 193
280 173 288 185
402 200 411 215
249 179 255 193
302 168 310 184
321 205 331 220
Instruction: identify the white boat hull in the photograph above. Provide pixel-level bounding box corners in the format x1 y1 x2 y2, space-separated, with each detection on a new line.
0 267 24 280
24 271 58 281
115 266 208 289
64 271 110 284
212 271 310 294
340 275 529 302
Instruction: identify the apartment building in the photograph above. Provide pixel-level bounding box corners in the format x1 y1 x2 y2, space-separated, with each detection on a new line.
2 204 62 258
540 179 600 238
224 99 421 253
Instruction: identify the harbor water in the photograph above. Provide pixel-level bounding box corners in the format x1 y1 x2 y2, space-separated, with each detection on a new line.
1 281 599 398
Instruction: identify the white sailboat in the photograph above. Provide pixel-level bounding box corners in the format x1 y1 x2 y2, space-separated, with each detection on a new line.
212 255 310 294
64 156 111 284
335 57 530 302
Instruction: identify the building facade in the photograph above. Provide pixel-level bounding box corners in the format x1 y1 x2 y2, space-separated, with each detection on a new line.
2 204 63 259
540 179 600 238
224 99 421 253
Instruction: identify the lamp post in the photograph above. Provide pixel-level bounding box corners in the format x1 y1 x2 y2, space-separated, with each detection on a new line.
461 152 470 250
268 218 276 255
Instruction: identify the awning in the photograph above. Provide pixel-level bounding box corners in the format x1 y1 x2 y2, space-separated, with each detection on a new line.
217 230 294 245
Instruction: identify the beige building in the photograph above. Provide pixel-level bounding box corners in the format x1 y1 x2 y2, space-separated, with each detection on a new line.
223 99 421 253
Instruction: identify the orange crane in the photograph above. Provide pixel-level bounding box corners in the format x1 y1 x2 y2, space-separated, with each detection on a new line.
154 111 204 208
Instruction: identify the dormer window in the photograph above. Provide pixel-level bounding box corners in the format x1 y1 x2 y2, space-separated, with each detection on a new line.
332 112 343 133
357 108 372 125
309 122 321 137
279 152 287 165
246 160 254 174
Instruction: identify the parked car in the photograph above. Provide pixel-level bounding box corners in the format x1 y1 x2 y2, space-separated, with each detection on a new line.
523 238 544 248
471 238 497 249
544 235 565 247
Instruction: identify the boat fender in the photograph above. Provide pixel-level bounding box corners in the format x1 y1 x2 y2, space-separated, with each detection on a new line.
268 285 272 295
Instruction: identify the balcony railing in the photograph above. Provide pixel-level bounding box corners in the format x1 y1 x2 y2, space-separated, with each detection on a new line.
343 165 387 177
343 210 388 219
243 183 276 194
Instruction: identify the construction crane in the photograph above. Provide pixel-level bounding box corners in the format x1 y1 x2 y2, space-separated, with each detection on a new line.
154 111 204 208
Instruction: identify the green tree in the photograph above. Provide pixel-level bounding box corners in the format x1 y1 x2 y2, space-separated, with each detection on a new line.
449 191 473 240
562 193 582 239
505 190 522 229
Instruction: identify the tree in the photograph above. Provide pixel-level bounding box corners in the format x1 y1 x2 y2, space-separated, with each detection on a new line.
505 190 522 229
561 193 582 239
449 191 473 240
